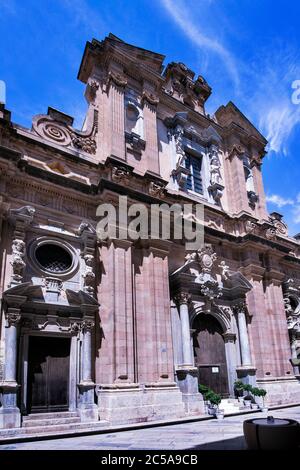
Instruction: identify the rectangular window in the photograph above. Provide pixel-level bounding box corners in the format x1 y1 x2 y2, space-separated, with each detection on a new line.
185 153 203 194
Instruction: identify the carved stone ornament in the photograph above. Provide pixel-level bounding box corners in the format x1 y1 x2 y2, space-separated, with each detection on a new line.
45 277 63 292
149 181 166 199
245 220 256 233
70 321 82 335
82 318 95 332
269 212 288 236
125 131 146 154
185 245 222 300
83 254 96 296
86 80 99 102
77 221 96 235
107 70 127 88
247 190 259 209
218 260 230 280
283 282 300 333
227 143 244 159
5 311 21 327
265 227 277 240
32 108 98 155
232 301 247 315
207 145 224 205
141 90 159 106
10 239 26 283
170 126 190 188
163 62 211 110
9 206 35 286
198 279 222 300
111 166 131 184
174 292 191 305
197 245 218 273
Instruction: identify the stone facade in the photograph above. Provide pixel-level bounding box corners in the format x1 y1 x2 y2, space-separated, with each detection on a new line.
0 33 299 429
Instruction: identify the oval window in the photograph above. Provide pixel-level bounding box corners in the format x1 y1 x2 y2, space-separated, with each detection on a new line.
35 244 72 273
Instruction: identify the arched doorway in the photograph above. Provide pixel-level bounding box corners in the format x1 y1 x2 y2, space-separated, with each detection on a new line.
193 313 229 397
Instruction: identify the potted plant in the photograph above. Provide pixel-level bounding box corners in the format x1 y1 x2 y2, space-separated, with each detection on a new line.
257 388 268 412
199 384 210 413
206 390 223 418
234 380 245 403
243 384 253 407
250 387 261 409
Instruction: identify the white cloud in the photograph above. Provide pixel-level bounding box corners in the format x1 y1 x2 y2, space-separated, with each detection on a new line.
294 206 300 224
160 1 300 156
266 194 294 208
160 0 240 88
250 48 300 155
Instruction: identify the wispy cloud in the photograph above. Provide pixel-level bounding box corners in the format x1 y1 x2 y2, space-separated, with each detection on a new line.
266 192 300 230
160 0 240 89
248 46 300 155
266 194 294 208
160 1 300 156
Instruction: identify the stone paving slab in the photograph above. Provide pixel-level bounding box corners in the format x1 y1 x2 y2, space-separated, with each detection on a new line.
0 406 299 450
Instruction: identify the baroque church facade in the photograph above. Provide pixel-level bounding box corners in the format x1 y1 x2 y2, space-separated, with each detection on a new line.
0 33 300 431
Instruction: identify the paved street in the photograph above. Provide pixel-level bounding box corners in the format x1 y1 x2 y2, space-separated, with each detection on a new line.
0 406 299 450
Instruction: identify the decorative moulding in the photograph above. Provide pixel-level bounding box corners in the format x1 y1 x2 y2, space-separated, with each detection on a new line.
32 107 98 155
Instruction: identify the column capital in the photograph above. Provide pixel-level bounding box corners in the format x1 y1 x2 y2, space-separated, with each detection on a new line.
82 317 95 332
107 70 127 90
5 310 21 327
174 291 191 305
223 332 236 343
232 300 247 315
141 90 159 107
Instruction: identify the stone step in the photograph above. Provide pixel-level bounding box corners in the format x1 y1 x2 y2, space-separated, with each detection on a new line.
0 420 108 439
23 411 78 421
22 417 81 428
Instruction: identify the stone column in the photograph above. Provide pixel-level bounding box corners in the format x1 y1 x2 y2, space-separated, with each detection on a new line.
234 301 256 386
237 307 251 366
107 69 127 161
0 309 21 429
178 294 193 367
78 314 98 422
174 293 204 415
142 87 160 175
223 333 237 397
226 147 250 214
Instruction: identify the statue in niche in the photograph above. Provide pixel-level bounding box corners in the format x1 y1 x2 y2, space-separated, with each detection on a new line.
209 150 223 186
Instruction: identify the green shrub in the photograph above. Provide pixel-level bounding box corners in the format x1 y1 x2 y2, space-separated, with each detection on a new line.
198 383 210 397
198 384 222 407
234 380 244 390
251 387 261 397
243 383 253 393
208 392 222 406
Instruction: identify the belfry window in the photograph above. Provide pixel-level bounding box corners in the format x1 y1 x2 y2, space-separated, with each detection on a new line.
185 153 203 194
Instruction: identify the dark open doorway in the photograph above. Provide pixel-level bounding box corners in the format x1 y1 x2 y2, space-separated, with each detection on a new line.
27 336 70 413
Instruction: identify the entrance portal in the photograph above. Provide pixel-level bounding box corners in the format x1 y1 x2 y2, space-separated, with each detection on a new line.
193 314 229 397
27 336 70 413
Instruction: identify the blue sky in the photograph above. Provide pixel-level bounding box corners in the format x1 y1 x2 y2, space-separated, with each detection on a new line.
0 0 300 235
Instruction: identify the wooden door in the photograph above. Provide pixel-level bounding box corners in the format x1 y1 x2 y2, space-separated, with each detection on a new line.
27 336 70 413
193 314 229 397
